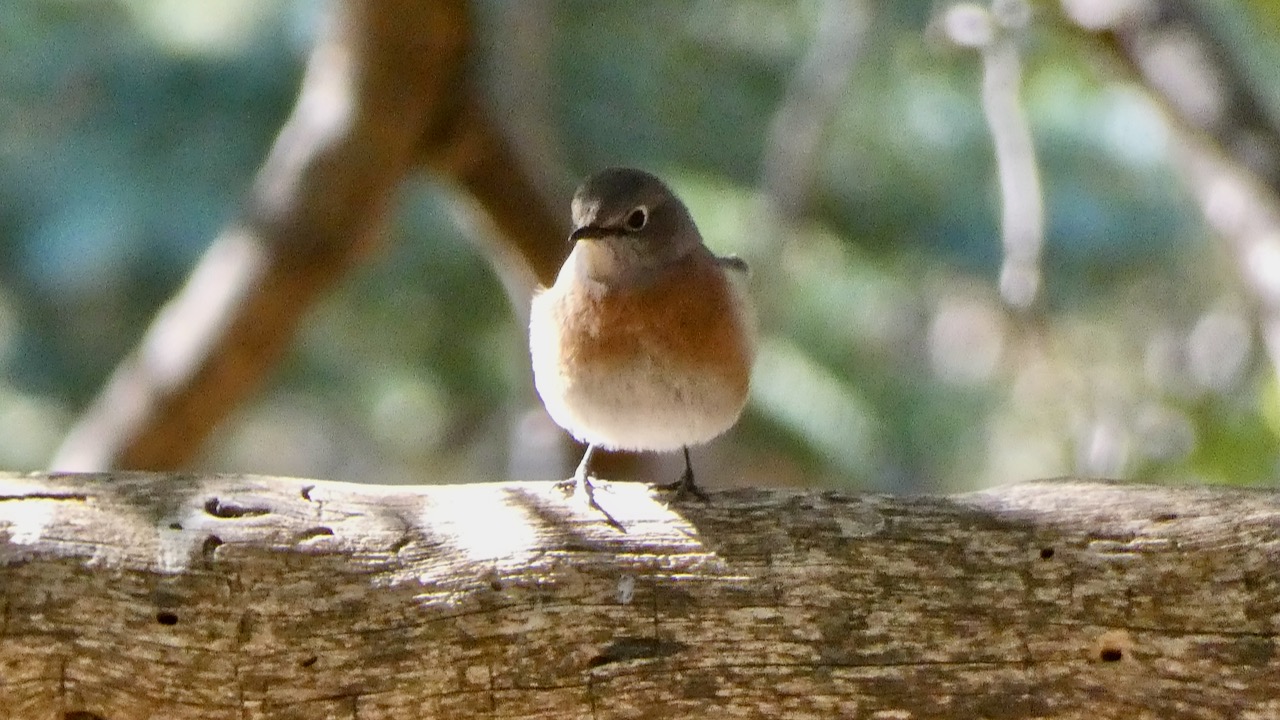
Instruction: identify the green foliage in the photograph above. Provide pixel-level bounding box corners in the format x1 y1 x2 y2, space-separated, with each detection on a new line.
2 0 1277 489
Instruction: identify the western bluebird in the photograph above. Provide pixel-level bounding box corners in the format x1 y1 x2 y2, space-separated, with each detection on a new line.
529 167 757 516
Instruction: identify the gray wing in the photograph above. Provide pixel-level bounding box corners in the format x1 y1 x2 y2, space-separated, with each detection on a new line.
716 254 750 277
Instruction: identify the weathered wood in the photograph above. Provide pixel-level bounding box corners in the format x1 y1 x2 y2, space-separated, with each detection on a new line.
0 473 1276 719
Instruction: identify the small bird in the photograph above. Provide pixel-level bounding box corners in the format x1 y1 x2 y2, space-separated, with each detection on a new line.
529 167 756 515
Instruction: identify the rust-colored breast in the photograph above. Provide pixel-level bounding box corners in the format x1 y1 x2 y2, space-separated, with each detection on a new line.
559 254 753 394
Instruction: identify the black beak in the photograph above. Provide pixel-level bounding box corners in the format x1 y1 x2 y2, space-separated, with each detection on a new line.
569 225 606 244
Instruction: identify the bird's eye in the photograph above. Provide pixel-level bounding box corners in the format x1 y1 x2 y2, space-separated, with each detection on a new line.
624 207 648 231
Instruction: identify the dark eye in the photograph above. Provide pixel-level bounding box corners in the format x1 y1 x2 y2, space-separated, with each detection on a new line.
624 207 648 231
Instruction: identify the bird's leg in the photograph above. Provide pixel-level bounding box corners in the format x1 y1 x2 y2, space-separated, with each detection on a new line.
573 443 596 495
556 444 624 530
555 444 596 493
656 446 709 501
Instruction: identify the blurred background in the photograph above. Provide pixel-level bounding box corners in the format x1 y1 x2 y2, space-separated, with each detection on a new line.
3 0 1280 492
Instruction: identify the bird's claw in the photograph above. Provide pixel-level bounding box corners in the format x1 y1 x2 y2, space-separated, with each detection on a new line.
654 468 709 502
557 473 625 531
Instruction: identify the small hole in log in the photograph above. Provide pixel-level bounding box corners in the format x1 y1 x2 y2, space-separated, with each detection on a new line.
297 527 334 542
64 712 106 720
301 485 315 501
1039 547 1055 560
156 612 179 626
300 656 319 668
202 535 224 560
168 522 182 530
587 637 689 668
1093 628 1133 664
204 497 269 518
490 579 503 591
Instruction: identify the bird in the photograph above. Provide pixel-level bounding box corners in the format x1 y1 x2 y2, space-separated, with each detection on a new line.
529 167 756 518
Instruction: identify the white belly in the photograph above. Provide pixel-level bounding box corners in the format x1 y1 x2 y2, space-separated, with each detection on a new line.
528 255 754 453
530 328 747 451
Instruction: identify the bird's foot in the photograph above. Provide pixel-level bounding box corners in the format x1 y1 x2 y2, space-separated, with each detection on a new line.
654 467 710 503
553 476 580 494
557 473 625 531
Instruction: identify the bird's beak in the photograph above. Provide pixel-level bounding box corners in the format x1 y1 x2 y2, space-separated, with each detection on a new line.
569 225 606 244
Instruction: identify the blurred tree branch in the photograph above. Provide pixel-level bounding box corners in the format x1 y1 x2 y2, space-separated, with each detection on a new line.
940 1 1045 312
760 0 868 224
51 0 566 471
979 2 1043 312
1060 0 1280 395
1065 0 1280 189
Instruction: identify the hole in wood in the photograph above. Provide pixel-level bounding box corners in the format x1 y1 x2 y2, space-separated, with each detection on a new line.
300 656 319 668
588 637 688 668
1039 547 1055 560
1093 628 1132 664
156 611 179 626
204 497 269 519
168 522 182 530
301 485 315 501
297 527 334 541
202 535 224 560
64 713 106 720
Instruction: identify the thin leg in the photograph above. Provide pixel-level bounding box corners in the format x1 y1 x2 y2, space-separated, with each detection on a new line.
555 444 596 493
573 444 597 493
557 444 624 531
656 446 709 501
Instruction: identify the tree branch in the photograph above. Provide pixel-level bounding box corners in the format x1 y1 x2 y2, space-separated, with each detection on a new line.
51 0 569 472
1060 0 1280 404
1070 0 1280 190
1 473 1275 718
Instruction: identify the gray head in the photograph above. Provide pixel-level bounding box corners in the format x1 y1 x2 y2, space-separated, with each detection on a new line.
568 168 704 283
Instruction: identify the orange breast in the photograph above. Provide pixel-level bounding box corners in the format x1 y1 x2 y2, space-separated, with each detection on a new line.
558 255 753 395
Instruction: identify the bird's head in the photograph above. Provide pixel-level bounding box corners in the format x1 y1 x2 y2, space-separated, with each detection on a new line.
567 167 703 284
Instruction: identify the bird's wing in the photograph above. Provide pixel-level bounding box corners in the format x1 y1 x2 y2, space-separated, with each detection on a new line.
716 254 750 277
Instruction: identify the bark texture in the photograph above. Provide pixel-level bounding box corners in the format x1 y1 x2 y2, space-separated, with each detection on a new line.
0 474 1276 719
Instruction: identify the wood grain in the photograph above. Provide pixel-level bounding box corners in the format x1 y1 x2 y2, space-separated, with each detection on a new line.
0 473 1276 719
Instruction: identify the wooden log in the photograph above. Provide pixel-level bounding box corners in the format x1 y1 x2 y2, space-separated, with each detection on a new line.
0 473 1275 719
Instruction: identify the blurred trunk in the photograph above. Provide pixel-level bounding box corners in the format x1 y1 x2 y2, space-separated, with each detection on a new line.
51 0 567 473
